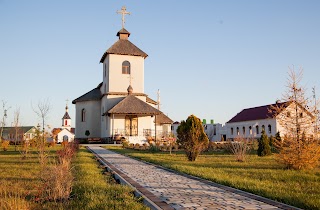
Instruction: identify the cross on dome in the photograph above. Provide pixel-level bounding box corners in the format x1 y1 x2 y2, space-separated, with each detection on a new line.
117 6 131 29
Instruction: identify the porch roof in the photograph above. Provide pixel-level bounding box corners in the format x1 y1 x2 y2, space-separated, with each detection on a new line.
155 112 173 124
107 95 161 115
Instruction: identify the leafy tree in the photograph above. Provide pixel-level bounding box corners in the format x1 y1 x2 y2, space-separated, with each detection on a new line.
257 130 271 156
177 115 209 161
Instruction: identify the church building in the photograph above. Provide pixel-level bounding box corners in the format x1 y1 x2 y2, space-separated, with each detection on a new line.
72 7 173 144
52 103 75 143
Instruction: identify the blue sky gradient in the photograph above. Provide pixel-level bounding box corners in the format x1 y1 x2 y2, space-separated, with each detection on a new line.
1 0 320 129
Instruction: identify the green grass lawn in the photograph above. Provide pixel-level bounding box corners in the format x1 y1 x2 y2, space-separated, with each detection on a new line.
0 145 149 210
106 146 320 210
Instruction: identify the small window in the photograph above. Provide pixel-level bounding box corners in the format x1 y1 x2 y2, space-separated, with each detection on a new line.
242 126 245 135
231 127 234 135
122 61 130 74
81 109 86 122
249 126 252 135
268 124 272 134
256 125 259 134
104 63 107 77
262 125 265 131
236 127 239 135
65 120 68 126
300 113 303 118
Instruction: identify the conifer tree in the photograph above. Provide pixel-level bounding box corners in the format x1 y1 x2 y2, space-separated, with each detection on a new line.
270 67 320 169
177 115 209 161
257 130 271 156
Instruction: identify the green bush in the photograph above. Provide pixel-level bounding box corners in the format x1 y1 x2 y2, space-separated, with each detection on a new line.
177 115 209 161
257 130 271 156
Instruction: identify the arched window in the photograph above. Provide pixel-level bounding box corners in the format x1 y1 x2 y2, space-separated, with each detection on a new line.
231 127 234 135
242 126 245 135
256 125 259 134
122 61 130 74
81 109 86 122
236 127 239 135
65 120 68 125
63 135 69 142
262 125 265 131
249 126 252 135
268 124 272 134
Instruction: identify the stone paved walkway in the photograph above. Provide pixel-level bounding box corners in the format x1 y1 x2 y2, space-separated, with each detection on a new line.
88 146 297 210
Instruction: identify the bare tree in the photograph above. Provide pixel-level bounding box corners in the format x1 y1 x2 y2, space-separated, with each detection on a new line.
13 107 21 151
32 99 50 154
270 66 320 169
0 101 11 144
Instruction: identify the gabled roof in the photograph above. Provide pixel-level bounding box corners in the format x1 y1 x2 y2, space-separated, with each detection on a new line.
227 102 289 123
155 112 173 124
72 83 102 104
100 39 148 63
2 126 35 134
107 95 161 115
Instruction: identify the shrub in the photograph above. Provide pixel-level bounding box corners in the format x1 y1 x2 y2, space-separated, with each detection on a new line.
149 144 160 152
1 140 10 151
122 140 129 148
177 115 209 161
257 130 272 156
228 137 251 162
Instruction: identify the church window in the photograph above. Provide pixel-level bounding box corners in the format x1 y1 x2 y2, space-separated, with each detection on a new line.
236 127 239 135
256 125 259 134
65 120 67 125
104 63 106 77
81 109 86 122
262 125 265 131
268 124 272 134
231 127 234 135
249 126 252 135
102 107 104 122
122 61 130 74
242 126 245 135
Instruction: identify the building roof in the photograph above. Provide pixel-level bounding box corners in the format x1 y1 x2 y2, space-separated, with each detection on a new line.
107 95 161 115
2 126 35 134
116 28 130 36
62 112 71 119
155 112 173 124
146 96 158 105
72 83 102 104
227 102 289 123
100 39 148 63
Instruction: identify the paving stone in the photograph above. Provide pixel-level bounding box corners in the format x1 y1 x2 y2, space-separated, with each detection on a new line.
88 146 296 210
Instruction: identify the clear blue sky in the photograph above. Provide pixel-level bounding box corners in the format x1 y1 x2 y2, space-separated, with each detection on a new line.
1 0 320 129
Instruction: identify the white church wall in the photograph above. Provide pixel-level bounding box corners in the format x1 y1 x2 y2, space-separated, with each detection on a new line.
75 101 101 138
108 54 144 93
103 56 110 93
57 129 75 143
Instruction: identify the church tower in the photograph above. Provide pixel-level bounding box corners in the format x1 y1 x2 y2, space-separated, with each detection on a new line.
62 103 72 131
100 6 148 95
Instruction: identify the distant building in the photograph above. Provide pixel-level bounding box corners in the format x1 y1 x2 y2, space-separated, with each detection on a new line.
225 101 314 139
203 123 227 142
1 126 37 142
52 104 75 143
